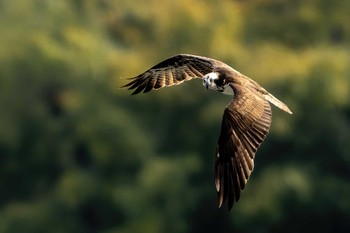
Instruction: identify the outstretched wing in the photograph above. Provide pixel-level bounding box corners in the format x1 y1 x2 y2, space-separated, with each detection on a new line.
121 54 223 95
215 83 272 210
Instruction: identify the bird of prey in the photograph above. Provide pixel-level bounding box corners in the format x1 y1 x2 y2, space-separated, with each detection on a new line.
122 54 292 210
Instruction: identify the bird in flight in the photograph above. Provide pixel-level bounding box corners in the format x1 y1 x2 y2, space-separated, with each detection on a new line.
122 54 292 210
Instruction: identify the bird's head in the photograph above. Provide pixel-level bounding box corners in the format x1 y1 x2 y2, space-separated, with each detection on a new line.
203 72 224 91
203 72 234 95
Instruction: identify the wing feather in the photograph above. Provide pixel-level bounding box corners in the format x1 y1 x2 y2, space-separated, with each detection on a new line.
154 72 165 89
164 70 173 86
144 76 157 93
215 84 272 210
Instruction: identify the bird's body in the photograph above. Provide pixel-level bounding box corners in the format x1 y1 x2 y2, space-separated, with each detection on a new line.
122 54 292 210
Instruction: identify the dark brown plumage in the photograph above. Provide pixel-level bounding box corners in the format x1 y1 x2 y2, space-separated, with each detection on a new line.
122 54 223 95
122 54 292 210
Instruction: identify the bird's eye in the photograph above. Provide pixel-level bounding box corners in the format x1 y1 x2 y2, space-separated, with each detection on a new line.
214 78 225 87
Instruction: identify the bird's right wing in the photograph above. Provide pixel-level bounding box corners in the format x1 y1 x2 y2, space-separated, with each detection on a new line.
215 84 272 210
121 54 223 95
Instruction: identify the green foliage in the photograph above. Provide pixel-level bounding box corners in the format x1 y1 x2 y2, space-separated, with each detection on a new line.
0 0 349 232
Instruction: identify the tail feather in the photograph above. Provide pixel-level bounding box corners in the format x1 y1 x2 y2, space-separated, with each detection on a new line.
244 75 292 114
264 93 293 114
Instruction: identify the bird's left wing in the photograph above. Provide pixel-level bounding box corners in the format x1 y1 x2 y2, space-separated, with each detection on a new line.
215 83 272 210
121 54 223 95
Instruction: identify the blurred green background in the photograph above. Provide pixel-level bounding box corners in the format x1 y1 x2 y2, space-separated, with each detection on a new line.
1 0 350 232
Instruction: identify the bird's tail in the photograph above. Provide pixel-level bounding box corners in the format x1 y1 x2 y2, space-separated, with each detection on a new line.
264 92 293 114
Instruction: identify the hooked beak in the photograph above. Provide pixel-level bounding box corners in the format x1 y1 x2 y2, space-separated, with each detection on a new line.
203 80 209 90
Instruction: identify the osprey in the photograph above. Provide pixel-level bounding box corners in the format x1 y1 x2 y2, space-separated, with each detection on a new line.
122 54 292 210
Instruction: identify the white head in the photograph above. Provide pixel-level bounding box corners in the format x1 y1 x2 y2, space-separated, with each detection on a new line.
203 72 234 96
203 72 220 91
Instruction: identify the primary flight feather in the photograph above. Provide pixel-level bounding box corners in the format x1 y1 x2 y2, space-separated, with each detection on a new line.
122 54 292 210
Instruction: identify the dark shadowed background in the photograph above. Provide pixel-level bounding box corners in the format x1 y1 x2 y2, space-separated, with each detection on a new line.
1 0 350 232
